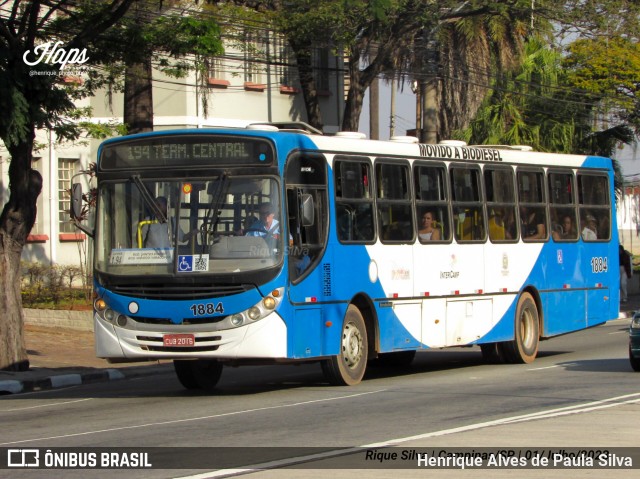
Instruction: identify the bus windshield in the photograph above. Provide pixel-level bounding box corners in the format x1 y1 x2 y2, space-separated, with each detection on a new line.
95 176 283 276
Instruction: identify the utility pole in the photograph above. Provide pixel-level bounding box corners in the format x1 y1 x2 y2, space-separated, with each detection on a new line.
422 40 438 144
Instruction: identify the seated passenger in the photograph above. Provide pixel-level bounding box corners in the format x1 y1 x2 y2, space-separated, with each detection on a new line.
581 214 598 241
418 210 441 241
552 215 577 240
521 206 545 240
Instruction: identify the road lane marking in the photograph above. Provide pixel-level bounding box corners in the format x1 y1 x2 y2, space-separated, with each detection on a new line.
0 389 385 446
527 365 558 371
0 398 93 413
172 392 640 479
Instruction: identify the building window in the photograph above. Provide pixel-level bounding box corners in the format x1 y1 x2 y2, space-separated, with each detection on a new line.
206 56 224 79
58 158 77 233
275 36 296 86
242 30 263 83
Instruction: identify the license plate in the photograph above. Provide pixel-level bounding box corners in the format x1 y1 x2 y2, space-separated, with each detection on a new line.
163 334 195 347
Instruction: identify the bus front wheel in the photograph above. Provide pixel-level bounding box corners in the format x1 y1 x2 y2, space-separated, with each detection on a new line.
322 305 368 386
174 359 223 391
503 292 539 364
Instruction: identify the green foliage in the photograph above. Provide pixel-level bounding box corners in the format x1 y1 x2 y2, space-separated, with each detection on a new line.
20 262 91 309
456 34 635 158
564 36 640 134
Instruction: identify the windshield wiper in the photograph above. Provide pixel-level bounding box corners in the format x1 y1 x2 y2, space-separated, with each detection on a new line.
200 173 229 251
131 175 167 223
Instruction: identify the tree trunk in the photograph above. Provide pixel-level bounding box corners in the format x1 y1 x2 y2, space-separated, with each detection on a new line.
342 49 367 132
124 57 154 134
0 133 42 371
290 40 323 131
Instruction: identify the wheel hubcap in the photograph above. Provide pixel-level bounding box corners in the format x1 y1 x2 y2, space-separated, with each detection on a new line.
342 321 363 369
520 308 534 348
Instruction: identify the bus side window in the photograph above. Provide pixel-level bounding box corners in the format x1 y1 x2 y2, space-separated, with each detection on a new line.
450 165 485 242
578 173 610 241
414 162 450 242
334 159 375 243
484 166 518 242
517 169 548 242
376 160 414 243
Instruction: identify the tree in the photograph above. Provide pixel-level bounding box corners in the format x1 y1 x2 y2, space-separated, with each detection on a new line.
0 0 142 371
0 0 225 370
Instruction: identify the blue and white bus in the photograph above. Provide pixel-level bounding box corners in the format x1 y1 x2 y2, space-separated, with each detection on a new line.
72 124 619 389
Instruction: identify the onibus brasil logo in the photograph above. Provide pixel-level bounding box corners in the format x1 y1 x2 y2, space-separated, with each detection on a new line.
23 40 89 70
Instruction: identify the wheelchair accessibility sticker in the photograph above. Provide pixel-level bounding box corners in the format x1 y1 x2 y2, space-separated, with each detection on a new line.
178 254 209 272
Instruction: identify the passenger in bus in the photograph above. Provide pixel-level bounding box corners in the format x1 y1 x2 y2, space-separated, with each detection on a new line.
488 208 512 240
520 206 545 239
245 203 281 239
142 196 196 248
552 215 577 240
581 214 598 241
418 210 441 240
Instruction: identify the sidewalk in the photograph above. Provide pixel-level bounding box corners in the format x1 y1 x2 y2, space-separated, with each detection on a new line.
0 322 171 394
1 295 638 395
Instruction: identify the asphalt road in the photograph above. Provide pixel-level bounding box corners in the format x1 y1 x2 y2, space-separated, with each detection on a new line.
1 318 638 479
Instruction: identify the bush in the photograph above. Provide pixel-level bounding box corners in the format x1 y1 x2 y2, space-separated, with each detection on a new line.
21 262 92 309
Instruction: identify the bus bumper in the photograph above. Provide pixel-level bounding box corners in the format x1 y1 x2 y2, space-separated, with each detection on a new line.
94 311 287 359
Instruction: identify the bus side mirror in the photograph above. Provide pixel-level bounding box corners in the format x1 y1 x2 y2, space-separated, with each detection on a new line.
300 194 314 227
70 182 95 237
71 183 83 220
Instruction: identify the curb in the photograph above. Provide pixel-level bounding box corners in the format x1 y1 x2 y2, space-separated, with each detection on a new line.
0 365 171 395
0 369 124 395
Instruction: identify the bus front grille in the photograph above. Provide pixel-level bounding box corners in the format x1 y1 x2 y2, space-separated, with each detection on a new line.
110 283 251 300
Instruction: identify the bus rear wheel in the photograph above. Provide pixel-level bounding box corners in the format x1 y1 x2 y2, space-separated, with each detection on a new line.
503 292 539 364
322 305 368 386
174 359 223 391
480 342 506 364
370 350 416 368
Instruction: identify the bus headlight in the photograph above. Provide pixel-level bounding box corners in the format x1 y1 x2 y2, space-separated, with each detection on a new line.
104 309 118 322
230 314 244 326
219 288 284 330
263 296 276 310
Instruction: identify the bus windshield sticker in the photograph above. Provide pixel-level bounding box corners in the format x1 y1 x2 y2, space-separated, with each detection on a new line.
109 249 173 265
178 254 210 273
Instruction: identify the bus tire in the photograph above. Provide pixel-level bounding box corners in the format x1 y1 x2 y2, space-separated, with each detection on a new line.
174 359 223 391
630 345 640 372
503 292 539 364
480 342 506 364
321 305 368 386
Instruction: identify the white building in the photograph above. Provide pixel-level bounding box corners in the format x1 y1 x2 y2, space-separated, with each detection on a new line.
1 35 345 268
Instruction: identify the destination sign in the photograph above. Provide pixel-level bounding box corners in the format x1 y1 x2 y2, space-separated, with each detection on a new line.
100 135 275 170
419 144 503 162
